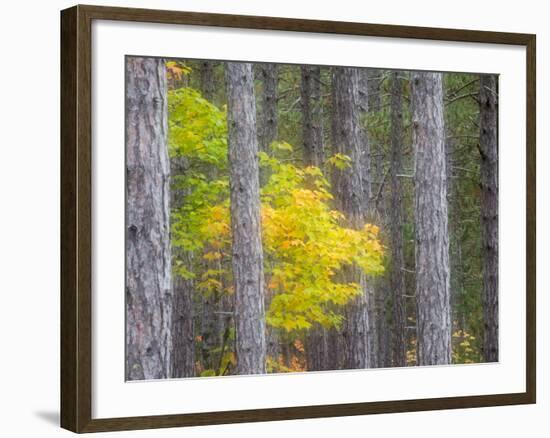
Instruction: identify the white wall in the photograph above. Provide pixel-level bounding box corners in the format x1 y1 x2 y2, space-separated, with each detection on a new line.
0 0 545 436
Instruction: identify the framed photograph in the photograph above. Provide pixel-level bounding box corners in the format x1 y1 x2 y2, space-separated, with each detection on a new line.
60 4 536 433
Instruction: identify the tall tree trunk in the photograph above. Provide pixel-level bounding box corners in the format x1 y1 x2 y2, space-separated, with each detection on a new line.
358 70 369 114
126 57 173 380
198 61 223 370
360 69 377 368
479 74 499 363
305 329 330 371
171 255 196 377
332 67 371 369
200 60 216 102
301 65 324 167
258 63 278 152
170 158 196 378
367 69 382 113
257 63 279 361
389 71 407 367
300 65 329 371
225 62 267 375
411 71 452 366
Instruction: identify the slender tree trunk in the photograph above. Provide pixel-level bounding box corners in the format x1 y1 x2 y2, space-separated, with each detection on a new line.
198 61 223 370
367 69 382 113
200 293 220 370
225 62 267 375
479 74 499 363
126 57 173 380
258 63 278 152
300 65 329 371
171 254 196 377
390 71 407 367
301 65 329 371
411 71 452 366
358 69 369 113
257 63 279 361
360 69 377 368
301 65 324 167
332 67 371 369
170 157 196 377
200 61 216 102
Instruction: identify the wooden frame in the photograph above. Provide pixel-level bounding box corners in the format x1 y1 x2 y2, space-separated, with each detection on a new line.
60 4 536 433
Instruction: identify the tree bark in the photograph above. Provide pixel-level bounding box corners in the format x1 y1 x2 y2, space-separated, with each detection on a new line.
257 63 279 361
305 329 330 371
258 63 278 152
171 254 196 377
367 69 382 113
359 68 376 367
411 71 452 366
389 71 407 367
300 65 329 371
301 65 324 167
200 61 216 102
225 62 267 375
126 57 173 380
479 74 499 363
332 67 371 369
170 157 196 378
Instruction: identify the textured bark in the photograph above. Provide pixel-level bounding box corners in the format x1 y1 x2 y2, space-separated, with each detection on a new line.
257 63 279 360
479 74 499 363
171 255 196 377
411 71 452 366
326 327 344 370
389 71 408 367
357 68 376 367
170 157 196 378
332 67 371 369
258 63 278 152
358 69 369 113
300 65 328 370
301 66 324 167
200 292 220 370
126 57 173 380
200 61 216 102
305 329 330 371
367 69 382 113
225 62 267 375
376 281 392 368
266 321 280 363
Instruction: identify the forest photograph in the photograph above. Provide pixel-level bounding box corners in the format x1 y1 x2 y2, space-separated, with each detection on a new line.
125 56 498 381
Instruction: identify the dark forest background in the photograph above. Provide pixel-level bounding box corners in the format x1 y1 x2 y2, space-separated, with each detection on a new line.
125 57 498 380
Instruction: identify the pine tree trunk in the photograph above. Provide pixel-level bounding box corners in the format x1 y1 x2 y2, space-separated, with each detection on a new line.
199 61 223 371
358 70 369 114
411 71 452 366
225 62 267 375
479 74 499 363
170 157 196 378
301 65 324 167
360 69 377 368
257 63 279 362
171 254 196 377
332 67 371 369
367 69 382 113
200 61 216 102
390 71 407 367
258 63 278 152
300 65 329 371
305 329 330 371
126 57 173 380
